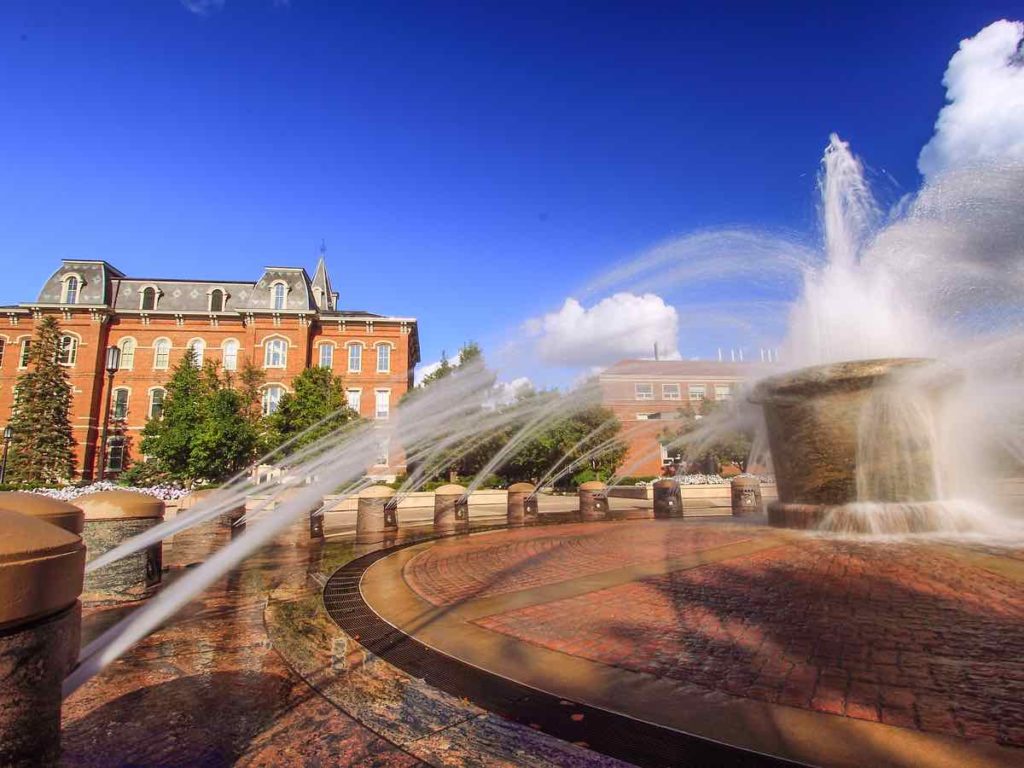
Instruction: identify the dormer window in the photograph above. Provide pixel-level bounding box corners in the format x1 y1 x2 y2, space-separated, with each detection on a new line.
63 275 79 305
313 287 322 307
141 286 157 311
209 289 225 313
272 281 287 311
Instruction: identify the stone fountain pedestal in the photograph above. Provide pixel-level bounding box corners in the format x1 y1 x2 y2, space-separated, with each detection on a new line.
750 358 949 532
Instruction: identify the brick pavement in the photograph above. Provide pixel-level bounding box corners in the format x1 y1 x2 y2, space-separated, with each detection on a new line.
402 531 1024 750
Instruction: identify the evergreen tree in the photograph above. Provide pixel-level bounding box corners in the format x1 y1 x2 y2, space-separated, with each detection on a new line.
189 386 259 481
6 316 76 484
140 347 206 485
265 366 358 451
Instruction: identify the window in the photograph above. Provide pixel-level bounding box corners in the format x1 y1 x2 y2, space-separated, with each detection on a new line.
272 282 286 310
222 339 239 371
118 339 135 370
153 338 171 370
374 389 390 420
57 335 78 366
715 385 732 401
662 383 680 400
375 438 390 466
149 388 165 420
262 385 284 415
0 338 5 368
346 388 361 414
635 412 661 420
112 388 129 420
106 438 125 472
19 340 30 368
689 384 706 401
63 276 79 304
635 383 654 400
188 339 205 366
348 343 362 373
141 286 157 311
264 338 287 368
318 343 334 368
209 289 224 313
376 344 391 373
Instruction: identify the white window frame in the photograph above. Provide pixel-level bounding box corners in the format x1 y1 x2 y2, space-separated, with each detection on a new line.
346 388 361 414
662 383 681 400
153 338 171 370
347 342 363 373
188 338 206 367
262 384 285 415
374 388 390 420
689 384 706 401
318 342 335 369
139 284 160 311
635 383 654 401
112 387 130 420
375 437 390 466
57 334 79 367
263 336 288 369
18 338 30 369
375 342 392 373
715 385 732 401
222 338 239 371
0 337 6 369
62 273 83 305
208 287 226 313
117 337 136 370
148 387 166 420
270 281 288 311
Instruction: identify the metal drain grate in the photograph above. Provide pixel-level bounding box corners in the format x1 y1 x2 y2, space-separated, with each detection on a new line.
323 540 804 768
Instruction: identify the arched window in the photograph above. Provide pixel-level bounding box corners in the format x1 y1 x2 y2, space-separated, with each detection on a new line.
222 339 239 371
188 339 205 367
264 337 287 368
262 384 284 415
272 282 286 311
153 338 171 370
209 289 224 313
18 339 31 368
118 338 136 370
376 343 391 373
0 338 6 369
63 276 79 305
149 388 166 420
347 342 363 373
112 388 130 420
318 343 334 368
57 335 78 366
141 286 157 311
313 287 323 306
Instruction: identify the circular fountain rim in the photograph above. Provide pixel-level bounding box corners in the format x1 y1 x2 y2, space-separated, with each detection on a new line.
749 357 934 403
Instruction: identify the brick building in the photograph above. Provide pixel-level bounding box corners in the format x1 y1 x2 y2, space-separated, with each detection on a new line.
0 254 419 480
598 359 759 476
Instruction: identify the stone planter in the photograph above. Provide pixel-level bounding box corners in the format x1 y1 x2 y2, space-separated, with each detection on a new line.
433 484 469 534
506 483 538 527
730 475 763 517
652 480 683 519
75 490 165 602
578 481 608 522
356 486 398 544
0 492 83 535
0 509 85 767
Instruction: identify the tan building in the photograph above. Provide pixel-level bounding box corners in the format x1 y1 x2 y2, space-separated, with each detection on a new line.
598 359 759 476
0 252 419 480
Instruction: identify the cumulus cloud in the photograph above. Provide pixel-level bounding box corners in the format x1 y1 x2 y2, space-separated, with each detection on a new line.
490 376 534 406
524 292 680 368
918 20 1024 179
180 0 226 15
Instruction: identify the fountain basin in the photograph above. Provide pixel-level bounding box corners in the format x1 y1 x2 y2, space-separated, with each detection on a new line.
750 358 946 531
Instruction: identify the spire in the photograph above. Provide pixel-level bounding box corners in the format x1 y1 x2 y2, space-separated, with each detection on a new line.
311 240 334 311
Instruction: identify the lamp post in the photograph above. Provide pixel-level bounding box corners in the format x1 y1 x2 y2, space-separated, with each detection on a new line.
0 425 12 485
97 345 121 482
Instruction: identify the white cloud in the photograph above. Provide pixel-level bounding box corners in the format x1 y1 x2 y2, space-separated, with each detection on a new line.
919 20 1024 179
181 0 225 15
524 292 680 368
414 359 443 386
490 376 533 406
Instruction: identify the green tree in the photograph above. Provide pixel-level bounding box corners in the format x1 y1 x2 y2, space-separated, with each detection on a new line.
189 386 259 480
264 366 358 451
140 347 206 483
6 316 76 484
660 399 753 473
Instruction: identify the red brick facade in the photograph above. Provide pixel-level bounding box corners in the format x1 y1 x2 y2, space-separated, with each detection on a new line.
0 258 419 480
598 359 759 476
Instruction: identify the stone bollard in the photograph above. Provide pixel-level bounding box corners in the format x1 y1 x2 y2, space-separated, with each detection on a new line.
0 509 86 768
578 481 609 522
652 479 684 519
356 486 398 544
433 484 469 534
506 483 538 527
731 474 764 517
75 490 165 602
0 492 84 535
309 507 325 539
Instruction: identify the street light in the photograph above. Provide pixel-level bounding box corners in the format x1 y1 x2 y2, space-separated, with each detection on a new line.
0 425 13 485
97 345 122 482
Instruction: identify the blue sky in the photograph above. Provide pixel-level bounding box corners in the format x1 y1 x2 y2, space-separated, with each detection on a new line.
0 1 1019 383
